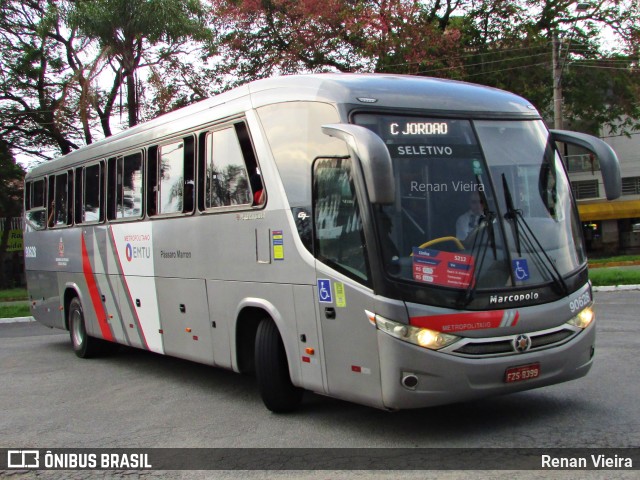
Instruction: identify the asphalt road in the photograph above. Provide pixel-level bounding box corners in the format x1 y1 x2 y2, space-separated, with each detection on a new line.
1 291 638 479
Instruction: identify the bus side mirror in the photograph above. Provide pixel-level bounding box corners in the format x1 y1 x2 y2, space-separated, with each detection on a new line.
550 129 622 200
321 123 395 204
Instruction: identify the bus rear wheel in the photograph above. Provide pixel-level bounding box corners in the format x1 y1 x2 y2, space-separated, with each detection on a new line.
68 297 115 358
255 318 303 413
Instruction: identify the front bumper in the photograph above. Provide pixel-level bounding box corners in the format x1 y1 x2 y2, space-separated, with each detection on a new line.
377 321 595 410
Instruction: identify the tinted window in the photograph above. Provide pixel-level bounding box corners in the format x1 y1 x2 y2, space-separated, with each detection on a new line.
26 179 46 230
52 173 68 227
83 163 103 223
31 179 45 208
155 137 195 215
257 102 345 208
206 127 251 208
109 153 143 220
159 140 185 214
314 158 369 283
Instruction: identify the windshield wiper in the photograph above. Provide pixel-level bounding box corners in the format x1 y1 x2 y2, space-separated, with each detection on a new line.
477 175 497 260
501 174 568 294
501 174 521 255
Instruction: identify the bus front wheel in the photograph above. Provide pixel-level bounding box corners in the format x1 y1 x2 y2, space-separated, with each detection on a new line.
255 318 303 413
68 297 114 358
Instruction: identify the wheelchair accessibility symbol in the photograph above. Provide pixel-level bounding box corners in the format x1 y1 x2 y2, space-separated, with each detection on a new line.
512 259 530 281
318 279 333 303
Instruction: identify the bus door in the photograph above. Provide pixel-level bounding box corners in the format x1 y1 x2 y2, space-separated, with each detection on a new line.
312 157 383 407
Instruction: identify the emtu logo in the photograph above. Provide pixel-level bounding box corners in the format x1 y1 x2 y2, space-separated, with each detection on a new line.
8 450 40 468
125 243 151 262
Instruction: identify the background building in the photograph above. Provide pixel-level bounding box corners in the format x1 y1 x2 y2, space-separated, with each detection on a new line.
566 121 640 254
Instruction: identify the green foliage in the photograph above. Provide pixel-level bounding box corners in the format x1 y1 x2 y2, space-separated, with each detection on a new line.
70 0 208 46
0 0 638 161
0 288 28 302
0 304 31 319
69 0 211 126
443 0 640 130
0 140 25 218
589 268 640 286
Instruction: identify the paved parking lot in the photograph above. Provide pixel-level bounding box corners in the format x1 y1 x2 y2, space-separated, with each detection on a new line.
1 291 638 478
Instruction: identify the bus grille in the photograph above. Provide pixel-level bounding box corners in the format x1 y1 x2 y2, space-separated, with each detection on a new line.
454 341 513 355
449 327 578 358
530 329 574 348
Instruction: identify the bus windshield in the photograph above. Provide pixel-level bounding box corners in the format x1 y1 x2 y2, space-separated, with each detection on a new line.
354 114 586 292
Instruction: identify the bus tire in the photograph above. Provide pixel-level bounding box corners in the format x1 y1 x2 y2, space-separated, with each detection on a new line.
255 318 303 413
68 297 111 358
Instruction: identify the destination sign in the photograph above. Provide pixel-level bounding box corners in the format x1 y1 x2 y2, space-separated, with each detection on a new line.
389 122 449 136
388 144 481 158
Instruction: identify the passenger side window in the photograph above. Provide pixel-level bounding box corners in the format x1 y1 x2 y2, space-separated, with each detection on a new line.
150 137 195 215
159 140 185 214
47 172 70 228
108 152 143 220
25 179 46 230
83 163 103 223
205 127 252 208
313 158 369 283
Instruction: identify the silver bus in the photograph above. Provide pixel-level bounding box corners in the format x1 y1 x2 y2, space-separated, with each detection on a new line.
23 74 621 412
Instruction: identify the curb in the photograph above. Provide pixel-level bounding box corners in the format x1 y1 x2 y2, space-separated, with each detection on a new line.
0 316 35 324
592 284 640 292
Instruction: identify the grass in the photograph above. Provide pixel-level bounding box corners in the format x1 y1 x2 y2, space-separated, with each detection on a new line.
0 287 28 301
0 303 31 318
589 267 640 286
588 255 640 265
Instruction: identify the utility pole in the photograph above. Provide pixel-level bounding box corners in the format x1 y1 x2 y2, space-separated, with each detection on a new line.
552 33 563 130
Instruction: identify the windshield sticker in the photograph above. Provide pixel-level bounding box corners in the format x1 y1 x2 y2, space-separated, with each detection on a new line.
412 247 474 288
512 259 530 281
334 282 347 308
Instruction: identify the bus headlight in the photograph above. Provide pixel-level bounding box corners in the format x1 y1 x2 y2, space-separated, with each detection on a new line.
374 315 459 350
567 306 595 329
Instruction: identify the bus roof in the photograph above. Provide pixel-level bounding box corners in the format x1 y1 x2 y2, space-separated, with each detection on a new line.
27 73 539 177
248 73 539 115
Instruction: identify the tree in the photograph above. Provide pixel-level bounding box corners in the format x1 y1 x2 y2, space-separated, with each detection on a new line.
0 140 25 288
454 0 640 132
0 1 84 158
206 0 463 89
69 0 211 127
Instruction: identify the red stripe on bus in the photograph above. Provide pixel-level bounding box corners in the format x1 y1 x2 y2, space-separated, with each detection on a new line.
81 235 113 341
410 311 505 332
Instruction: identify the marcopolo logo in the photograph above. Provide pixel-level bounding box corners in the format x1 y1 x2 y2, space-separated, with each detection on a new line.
490 291 539 305
125 243 151 262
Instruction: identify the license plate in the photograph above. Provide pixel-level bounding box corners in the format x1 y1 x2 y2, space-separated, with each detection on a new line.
505 363 540 383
